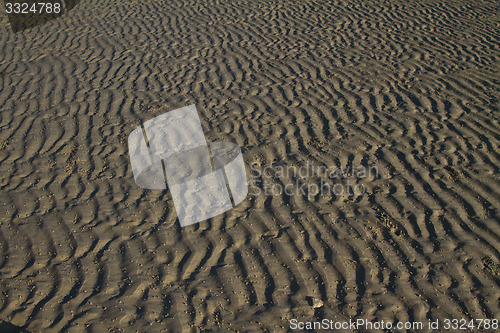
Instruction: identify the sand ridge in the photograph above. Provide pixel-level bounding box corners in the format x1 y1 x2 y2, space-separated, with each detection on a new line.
0 0 499 331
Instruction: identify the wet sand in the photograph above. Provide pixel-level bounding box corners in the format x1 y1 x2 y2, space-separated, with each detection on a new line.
0 0 499 331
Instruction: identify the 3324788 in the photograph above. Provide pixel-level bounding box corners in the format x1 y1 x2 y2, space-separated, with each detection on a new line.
5 2 62 14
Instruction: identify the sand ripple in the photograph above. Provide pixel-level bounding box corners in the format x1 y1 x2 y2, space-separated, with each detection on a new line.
0 0 498 331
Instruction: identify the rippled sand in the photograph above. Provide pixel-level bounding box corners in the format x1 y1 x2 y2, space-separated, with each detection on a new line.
0 0 498 331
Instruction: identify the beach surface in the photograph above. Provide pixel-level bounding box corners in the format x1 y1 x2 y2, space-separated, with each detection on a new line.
0 0 499 331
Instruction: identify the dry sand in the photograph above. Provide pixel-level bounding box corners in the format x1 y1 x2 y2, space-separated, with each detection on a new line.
0 0 499 332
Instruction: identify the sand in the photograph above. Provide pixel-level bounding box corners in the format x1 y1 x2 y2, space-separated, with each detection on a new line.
0 0 499 332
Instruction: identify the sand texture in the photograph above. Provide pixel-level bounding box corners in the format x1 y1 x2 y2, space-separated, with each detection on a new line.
0 0 499 332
